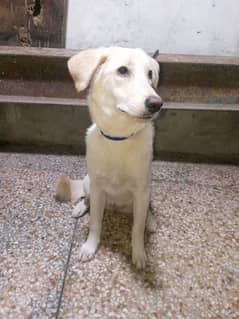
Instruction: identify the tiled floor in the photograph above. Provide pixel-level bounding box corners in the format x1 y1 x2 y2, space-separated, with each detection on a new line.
0 152 238 319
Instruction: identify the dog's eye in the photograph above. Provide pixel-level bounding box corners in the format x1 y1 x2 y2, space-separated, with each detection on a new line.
148 70 153 80
117 66 129 76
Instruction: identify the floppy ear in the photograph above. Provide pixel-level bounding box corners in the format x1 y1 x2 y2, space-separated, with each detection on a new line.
67 48 108 92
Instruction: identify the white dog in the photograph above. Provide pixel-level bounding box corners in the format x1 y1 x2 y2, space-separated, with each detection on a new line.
56 47 163 268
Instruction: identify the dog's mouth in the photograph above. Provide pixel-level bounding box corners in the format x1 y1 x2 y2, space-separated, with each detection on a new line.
118 106 155 120
137 114 155 120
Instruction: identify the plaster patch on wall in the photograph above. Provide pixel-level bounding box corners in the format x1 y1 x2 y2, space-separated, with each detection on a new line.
66 0 239 56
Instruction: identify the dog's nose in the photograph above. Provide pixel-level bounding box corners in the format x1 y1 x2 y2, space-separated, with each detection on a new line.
145 96 163 113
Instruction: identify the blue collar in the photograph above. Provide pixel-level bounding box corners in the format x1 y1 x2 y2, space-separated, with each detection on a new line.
100 130 132 141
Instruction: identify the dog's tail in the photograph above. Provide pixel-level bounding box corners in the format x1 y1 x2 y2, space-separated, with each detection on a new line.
55 176 84 203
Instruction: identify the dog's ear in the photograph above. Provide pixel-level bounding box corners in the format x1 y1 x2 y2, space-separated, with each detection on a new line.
68 48 108 92
152 49 159 60
150 50 160 89
150 58 160 89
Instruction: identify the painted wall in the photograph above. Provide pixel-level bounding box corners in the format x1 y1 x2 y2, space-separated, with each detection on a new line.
66 0 239 56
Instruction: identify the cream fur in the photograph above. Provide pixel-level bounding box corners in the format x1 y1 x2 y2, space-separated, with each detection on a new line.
61 47 162 268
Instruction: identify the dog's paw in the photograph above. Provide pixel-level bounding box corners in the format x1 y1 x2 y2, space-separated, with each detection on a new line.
79 241 97 262
72 199 88 218
132 248 146 269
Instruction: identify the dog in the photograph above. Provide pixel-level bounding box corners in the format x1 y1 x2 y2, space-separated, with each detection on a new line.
56 47 163 269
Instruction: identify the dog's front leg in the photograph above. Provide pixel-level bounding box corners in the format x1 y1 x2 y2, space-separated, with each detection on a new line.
132 188 150 269
79 182 105 261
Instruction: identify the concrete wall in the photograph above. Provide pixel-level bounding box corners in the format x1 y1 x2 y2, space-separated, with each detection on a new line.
66 0 239 56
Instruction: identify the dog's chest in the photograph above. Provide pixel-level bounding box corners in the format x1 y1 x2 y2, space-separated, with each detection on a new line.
90 151 140 209
86 126 153 194
90 145 139 193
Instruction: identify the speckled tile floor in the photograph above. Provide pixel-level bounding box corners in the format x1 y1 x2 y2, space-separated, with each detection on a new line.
0 152 238 319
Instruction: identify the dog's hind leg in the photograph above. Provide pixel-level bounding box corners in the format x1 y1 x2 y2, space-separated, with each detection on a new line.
56 176 84 202
56 175 90 217
72 175 90 218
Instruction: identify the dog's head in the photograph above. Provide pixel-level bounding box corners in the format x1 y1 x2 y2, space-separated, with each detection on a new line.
68 47 163 136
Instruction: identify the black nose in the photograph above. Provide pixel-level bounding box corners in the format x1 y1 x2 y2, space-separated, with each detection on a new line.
145 96 163 113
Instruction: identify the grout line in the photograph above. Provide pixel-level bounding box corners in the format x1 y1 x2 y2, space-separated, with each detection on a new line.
152 176 238 190
163 102 239 111
1 95 238 111
1 46 239 65
0 94 86 106
55 218 78 319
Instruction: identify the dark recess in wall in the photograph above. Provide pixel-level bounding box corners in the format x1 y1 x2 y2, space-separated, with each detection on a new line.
0 0 67 48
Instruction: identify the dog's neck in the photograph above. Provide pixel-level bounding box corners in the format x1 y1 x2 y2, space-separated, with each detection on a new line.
88 97 150 139
100 129 136 141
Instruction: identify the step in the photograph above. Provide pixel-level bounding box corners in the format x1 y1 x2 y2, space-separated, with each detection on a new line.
0 94 238 164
